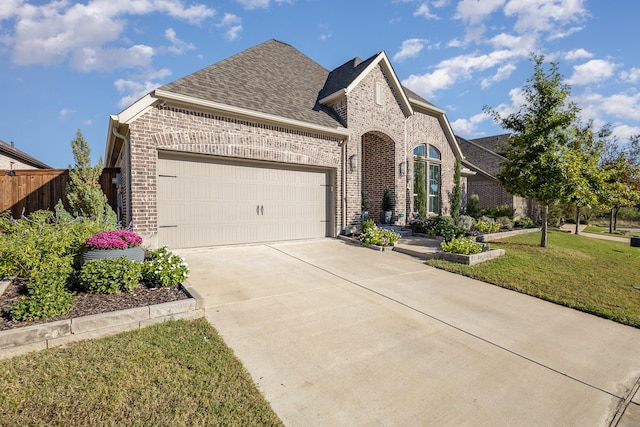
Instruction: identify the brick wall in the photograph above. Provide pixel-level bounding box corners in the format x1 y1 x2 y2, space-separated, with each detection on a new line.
126 105 343 243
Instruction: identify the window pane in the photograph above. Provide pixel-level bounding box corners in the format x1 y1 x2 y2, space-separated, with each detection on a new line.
413 145 425 157
428 145 441 160
429 163 440 213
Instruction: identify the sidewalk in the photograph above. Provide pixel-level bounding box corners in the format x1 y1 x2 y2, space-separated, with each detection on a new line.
559 223 630 243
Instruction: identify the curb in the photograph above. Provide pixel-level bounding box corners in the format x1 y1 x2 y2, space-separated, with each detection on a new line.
0 281 205 360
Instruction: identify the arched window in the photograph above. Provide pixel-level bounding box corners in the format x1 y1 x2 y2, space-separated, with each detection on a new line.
413 144 441 215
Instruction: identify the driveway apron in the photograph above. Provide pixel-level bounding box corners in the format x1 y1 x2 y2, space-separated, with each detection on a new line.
178 239 640 426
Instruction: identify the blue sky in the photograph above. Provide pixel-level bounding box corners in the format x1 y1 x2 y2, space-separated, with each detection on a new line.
1 0 638 168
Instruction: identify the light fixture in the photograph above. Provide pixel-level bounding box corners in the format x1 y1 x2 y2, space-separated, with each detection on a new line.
399 161 407 177
349 154 358 173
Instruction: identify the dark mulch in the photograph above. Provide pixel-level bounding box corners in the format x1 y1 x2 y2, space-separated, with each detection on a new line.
0 279 189 331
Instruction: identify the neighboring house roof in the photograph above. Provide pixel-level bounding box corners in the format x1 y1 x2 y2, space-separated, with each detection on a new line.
158 39 340 129
469 133 511 156
0 139 50 169
456 135 506 179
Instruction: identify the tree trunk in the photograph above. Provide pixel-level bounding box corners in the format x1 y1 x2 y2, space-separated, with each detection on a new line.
609 208 614 234
540 205 548 247
575 206 580 235
614 206 619 231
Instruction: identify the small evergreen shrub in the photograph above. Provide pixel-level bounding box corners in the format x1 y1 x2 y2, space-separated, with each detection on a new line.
79 257 142 294
142 247 189 287
515 216 537 229
466 194 481 219
440 236 483 255
11 266 75 321
455 215 476 232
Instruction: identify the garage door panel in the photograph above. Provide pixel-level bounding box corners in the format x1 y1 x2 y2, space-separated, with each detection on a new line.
158 155 330 248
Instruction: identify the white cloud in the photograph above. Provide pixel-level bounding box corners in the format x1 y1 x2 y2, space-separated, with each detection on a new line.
564 48 592 61
432 0 450 7
451 112 490 137
573 91 640 122
620 68 640 84
504 0 587 34
611 124 640 141
481 63 517 88
566 59 616 85
115 78 161 108
402 49 525 99
164 28 195 55
455 0 505 25
58 108 76 120
547 25 583 40
218 13 243 41
235 0 270 9
393 38 427 62
5 0 215 70
414 3 438 19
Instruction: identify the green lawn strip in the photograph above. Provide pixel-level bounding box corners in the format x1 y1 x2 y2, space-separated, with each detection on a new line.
583 225 640 238
0 319 283 427
427 230 640 327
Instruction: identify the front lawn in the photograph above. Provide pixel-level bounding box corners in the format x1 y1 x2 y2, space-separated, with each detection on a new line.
427 230 640 327
0 319 283 427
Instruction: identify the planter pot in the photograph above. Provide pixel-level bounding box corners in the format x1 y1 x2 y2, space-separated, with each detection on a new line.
81 246 145 264
383 211 393 224
361 211 369 221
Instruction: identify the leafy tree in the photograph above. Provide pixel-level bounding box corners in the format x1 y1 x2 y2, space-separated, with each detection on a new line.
599 136 640 232
66 129 117 226
450 158 462 220
564 121 607 234
484 54 579 247
414 155 427 219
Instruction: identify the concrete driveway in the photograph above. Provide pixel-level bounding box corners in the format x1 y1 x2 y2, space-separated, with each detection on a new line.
178 239 640 426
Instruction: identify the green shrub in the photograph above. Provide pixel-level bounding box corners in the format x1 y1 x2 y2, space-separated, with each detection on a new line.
423 216 465 242
11 266 75 321
475 217 500 233
0 208 111 278
496 216 514 230
466 194 481 219
142 247 189 287
515 216 537 229
482 204 515 220
359 223 400 247
455 215 476 232
79 257 142 294
440 236 483 255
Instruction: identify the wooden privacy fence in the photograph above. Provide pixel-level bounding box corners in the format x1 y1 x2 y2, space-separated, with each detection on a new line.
0 168 120 218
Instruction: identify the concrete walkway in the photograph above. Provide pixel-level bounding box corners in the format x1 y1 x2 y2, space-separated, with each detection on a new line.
179 239 640 426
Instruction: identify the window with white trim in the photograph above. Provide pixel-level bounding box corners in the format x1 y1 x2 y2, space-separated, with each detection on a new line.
413 144 441 215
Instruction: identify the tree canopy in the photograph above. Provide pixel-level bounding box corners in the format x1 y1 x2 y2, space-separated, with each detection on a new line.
484 54 579 247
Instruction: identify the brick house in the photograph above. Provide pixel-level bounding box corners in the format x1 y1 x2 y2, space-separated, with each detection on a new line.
457 134 535 219
0 139 50 172
105 40 464 249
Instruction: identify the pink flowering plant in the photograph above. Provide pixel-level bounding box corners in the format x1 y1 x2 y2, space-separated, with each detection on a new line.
86 230 143 250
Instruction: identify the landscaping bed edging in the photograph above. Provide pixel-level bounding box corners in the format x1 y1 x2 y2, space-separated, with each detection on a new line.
432 249 506 265
0 281 205 360
337 235 396 252
476 227 541 242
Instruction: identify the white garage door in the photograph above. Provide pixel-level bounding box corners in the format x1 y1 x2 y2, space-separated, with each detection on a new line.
157 154 331 248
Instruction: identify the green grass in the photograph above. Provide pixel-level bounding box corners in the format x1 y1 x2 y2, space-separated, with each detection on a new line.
427 230 640 327
0 319 283 427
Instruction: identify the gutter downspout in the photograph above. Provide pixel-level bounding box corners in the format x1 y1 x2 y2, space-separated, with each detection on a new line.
111 126 131 228
340 136 348 234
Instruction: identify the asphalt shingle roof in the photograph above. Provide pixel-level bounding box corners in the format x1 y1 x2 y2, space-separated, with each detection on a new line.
159 39 342 129
456 135 505 178
0 139 50 169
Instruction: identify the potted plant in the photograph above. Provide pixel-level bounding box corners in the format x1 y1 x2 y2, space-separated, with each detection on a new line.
381 187 393 224
81 229 145 264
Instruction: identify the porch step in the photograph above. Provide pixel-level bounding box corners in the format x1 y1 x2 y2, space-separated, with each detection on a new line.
378 225 412 238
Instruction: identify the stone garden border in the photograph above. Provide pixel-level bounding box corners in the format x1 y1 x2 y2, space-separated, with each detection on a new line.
431 249 506 265
0 281 205 360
